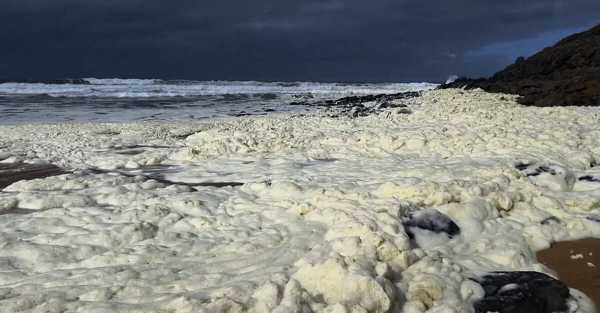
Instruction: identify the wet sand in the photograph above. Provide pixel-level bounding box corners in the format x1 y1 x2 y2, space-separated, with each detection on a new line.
0 162 66 189
537 238 600 308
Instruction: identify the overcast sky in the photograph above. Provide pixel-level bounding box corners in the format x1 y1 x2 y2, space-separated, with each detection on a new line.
1 0 599 82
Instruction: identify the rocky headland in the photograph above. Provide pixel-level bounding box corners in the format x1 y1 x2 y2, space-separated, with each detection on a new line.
443 24 600 106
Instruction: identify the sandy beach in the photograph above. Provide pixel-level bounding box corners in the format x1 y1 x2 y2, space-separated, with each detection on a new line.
538 238 600 308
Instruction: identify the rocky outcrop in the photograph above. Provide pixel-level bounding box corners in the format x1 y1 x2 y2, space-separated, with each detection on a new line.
443 24 600 106
290 91 420 117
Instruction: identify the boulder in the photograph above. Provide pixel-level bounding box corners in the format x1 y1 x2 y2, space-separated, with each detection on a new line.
472 271 571 313
401 209 460 239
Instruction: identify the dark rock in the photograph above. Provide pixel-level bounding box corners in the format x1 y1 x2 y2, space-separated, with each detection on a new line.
515 163 560 177
540 216 562 225
442 24 600 107
579 175 600 182
515 162 532 171
401 209 460 239
377 101 408 109
290 91 421 118
395 108 412 114
278 82 300 87
472 271 571 313
326 91 421 107
528 165 558 177
587 214 600 223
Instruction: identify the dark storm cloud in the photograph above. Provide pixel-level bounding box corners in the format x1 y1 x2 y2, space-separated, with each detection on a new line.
1 0 599 82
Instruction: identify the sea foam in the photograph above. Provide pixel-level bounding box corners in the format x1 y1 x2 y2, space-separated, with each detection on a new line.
0 89 599 313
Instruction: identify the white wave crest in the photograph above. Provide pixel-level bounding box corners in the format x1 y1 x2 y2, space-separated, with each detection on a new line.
0 80 437 98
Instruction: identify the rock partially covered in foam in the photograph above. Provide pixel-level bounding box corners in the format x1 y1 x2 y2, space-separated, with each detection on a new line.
472 271 571 313
399 208 461 249
515 162 576 191
587 213 600 223
289 91 420 118
401 208 460 239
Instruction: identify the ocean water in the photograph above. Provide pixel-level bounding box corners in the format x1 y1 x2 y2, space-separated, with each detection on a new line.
0 79 437 123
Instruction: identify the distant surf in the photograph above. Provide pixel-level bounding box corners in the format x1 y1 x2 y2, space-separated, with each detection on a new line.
0 79 436 123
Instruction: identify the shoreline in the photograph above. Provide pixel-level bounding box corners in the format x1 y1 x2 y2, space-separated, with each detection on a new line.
1 88 599 313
